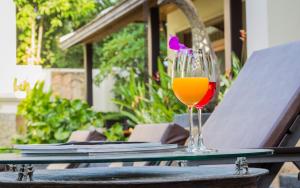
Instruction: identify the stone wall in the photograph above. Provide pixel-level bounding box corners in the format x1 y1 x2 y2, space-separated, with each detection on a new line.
51 70 85 100
0 114 16 146
0 95 21 146
48 68 117 112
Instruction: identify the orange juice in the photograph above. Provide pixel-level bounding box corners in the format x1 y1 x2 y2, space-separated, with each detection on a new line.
172 77 209 106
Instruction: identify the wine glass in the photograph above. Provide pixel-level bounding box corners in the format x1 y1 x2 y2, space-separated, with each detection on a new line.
171 49 209 152
195 50 217 152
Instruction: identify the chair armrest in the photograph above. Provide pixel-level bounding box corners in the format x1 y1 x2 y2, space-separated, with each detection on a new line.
264 147 300 154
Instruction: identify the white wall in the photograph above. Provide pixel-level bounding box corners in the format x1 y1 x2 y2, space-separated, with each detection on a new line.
246 0 300 56
0 0 16 94
268 0 300 46
245 0 269 56
92 70 118 112
0 1 20 114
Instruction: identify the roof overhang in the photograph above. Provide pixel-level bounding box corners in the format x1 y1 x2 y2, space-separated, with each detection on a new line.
60 0 157 49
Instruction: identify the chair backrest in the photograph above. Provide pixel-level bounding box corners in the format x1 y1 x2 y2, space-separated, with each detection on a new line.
47 129 105 170
110 123 189 167
67 129 106 142
203 41 300 149
128 123 189 145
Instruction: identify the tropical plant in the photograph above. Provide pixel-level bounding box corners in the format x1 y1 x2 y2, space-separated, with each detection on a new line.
15 82 103 144
113 62 186 125
103 123 126 141
13 78 31 93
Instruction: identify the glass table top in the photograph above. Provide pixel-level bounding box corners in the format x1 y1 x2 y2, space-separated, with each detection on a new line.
0 148 273 164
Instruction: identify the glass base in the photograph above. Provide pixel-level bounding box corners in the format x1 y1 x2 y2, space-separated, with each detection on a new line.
186 137 197 153
186 147 198 153
197 138 217 153
196 145 216 153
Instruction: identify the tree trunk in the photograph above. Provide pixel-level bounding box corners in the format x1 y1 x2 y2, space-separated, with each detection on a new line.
36 19 43 64
30 17 36 65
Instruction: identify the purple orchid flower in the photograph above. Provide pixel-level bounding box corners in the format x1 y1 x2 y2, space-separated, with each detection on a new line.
169 35 183 51
168 35 192 54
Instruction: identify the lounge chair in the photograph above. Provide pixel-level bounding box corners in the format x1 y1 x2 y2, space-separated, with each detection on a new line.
48 123 188 169
192 41 300 188
47 129 106 170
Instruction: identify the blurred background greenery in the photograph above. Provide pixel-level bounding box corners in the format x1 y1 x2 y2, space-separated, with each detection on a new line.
14 0 243 144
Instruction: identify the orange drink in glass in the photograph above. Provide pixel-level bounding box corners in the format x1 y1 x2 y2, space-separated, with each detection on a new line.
172 77 209 107
171 49 209 152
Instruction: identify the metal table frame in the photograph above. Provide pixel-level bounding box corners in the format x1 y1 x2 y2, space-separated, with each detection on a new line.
0 149 273 182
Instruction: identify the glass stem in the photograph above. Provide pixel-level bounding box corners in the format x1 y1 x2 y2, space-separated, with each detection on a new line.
187 106 195 151
197 109 205 149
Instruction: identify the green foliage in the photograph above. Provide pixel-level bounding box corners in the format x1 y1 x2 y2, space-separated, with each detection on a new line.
94 23 167 86
50 45 84 68
0 148 17 154
218 53 242 101
94 23 146 87
13 78 31 92
15 82 103 144
15 0 118 67
103 123 126 141
93 22 180 125
93 22 172 125
113 62 186 125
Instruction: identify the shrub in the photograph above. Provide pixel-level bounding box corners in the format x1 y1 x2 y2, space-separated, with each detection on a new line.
15 82 103 144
